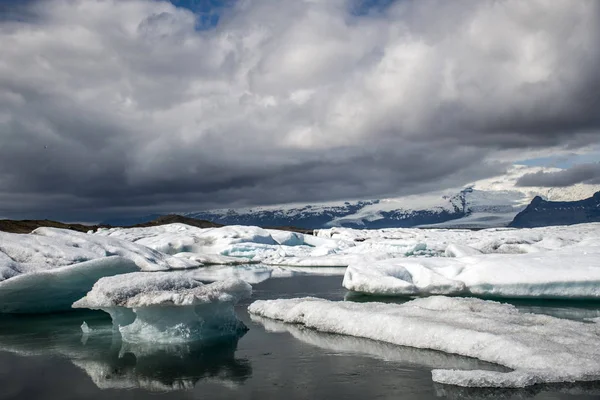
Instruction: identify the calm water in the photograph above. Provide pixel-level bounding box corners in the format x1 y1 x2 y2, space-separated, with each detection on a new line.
1 273 600 400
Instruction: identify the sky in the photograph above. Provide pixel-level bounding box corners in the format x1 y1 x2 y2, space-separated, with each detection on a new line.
0 0 599 221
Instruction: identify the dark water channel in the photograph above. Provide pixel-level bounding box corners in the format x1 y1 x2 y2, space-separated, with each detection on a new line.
0 273 599 400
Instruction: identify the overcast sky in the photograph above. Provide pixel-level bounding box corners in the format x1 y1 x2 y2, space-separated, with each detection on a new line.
1 0 599 221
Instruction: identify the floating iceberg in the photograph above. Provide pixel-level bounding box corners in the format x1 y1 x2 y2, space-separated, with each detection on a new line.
248 296 600 388
0 228 197 313
73 272 251 343
343 247 600 299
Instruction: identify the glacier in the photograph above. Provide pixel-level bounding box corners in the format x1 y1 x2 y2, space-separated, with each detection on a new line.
73 272 251 343
248 296 600 388
0 228 197 313
178 165 600 230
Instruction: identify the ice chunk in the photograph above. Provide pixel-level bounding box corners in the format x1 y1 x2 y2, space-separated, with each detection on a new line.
266 230 305 246
189 265 274 284
74 272 251 343
173 252 258 265
248 296 600 388
444 244 482 257
81 321 91 334
344 248 600 299
0 256 140 313
0 228 198 313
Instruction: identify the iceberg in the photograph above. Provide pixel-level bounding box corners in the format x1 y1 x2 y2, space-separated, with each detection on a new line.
0 257 140 314
343 247 600 299
0 228 197 313
248 296 600 388
73 272 251 343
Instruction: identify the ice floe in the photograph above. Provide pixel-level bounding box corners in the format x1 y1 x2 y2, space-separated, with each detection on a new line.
73 272 251 343
343 246 600 299
248 296 600 388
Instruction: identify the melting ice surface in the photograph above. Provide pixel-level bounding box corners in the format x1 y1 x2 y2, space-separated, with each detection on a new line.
73 272 251 343
249 296 600 388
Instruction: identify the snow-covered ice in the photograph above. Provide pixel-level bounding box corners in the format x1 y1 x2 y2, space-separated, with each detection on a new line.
73 272 251 343
0 228 197 313
343 246 600 299
248 296 600 388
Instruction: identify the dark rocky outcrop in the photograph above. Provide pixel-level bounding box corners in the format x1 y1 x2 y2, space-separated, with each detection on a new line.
0 215 221 234
509 192 600 228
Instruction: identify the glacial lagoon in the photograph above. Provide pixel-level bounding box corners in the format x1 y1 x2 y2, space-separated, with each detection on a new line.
1 273 600 400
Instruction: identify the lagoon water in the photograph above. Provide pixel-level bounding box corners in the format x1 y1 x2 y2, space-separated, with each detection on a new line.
1 272 600 400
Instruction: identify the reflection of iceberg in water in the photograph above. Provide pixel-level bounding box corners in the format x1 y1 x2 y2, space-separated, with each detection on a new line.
0 310 251 392
434 381 600 400
345 292 600 322
251 314 505 372
72 337 251 392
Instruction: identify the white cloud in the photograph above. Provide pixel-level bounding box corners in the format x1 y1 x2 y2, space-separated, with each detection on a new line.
0 0 599 219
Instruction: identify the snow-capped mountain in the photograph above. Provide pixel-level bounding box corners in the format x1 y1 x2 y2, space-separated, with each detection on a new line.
183 165 600 229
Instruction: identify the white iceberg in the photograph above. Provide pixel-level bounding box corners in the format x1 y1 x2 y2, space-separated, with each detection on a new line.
0 228 197 313
73 272 251 343
248 296 600 388
343 247 600 299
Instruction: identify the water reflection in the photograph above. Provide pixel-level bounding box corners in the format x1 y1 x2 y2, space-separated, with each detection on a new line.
434 381 600 399
250 314 507 372
344 291 600 321
0 310 251 392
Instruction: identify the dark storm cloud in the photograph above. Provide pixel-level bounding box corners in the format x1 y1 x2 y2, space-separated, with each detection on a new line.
1 0 600 221
516 163 600 188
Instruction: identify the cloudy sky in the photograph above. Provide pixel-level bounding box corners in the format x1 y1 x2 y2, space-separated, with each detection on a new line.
1 0 599 221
